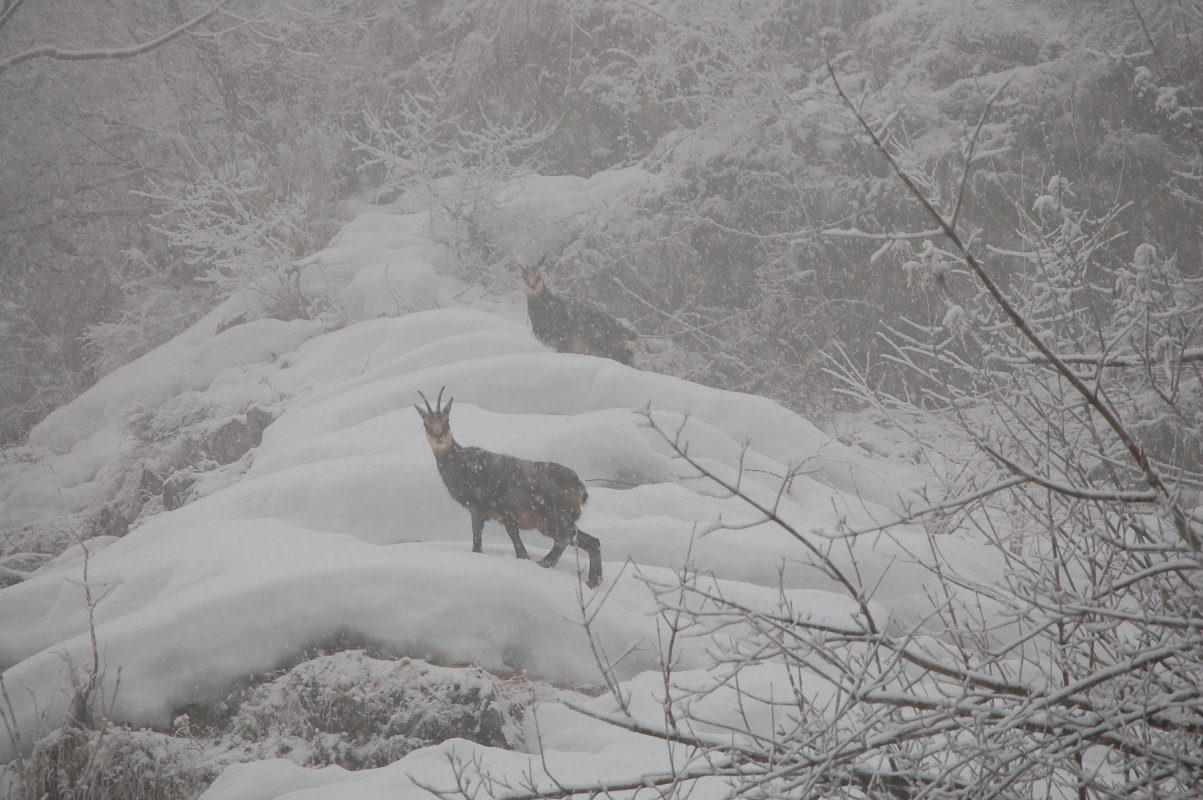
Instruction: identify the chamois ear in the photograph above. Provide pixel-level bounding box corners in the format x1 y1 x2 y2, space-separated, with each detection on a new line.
443 397 453 416
415 403 427 419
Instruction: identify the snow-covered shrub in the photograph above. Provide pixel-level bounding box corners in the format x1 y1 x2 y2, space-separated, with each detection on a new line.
142 165 336 325
8 724 212 800
351 75 554 281
226 651 546 770
80 248 210 380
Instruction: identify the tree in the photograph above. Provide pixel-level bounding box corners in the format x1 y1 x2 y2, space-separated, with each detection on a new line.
0 1 236 442
0 1 391 442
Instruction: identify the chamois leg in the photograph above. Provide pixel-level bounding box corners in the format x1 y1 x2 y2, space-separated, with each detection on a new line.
575 529 602 588
501 515 529 560
471 512 485 554
537 533 571 569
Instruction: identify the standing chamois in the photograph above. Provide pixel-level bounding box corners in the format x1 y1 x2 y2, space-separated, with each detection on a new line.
415 387 603 588
520 258 636 365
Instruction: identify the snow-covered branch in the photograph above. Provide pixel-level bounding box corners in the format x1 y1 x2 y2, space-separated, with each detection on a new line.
1011 346 1203 368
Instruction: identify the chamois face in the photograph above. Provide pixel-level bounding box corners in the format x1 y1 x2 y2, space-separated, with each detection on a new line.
421 413 452 456
415 389 454 457
521 266 545 297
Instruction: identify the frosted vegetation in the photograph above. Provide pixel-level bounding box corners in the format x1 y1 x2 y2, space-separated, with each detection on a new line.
1 0 1202 798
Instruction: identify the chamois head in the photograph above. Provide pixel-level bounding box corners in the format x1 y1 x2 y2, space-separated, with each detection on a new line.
415 387 454 457
520 256 546 298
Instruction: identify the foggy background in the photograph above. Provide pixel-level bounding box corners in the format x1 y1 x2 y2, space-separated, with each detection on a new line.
4 0 1197 444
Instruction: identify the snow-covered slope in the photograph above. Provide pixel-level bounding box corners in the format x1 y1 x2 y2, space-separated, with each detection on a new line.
0 167 986 796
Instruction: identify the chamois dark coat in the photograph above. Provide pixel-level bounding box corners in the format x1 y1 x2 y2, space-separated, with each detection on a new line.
416 388 603 588
521 262 636 365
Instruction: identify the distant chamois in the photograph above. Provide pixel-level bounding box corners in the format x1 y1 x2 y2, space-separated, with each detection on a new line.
415 387 603 588
520 258 636 365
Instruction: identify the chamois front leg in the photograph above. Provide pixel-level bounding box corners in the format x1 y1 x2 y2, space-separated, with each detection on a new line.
501 515 529 560
471 512 484 553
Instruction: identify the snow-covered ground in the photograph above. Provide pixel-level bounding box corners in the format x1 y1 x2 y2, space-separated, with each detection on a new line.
0 168 993 797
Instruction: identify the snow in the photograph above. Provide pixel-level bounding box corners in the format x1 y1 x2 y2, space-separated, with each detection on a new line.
496 167 663 219
204 760 353 800
31 311 323 456
201 724 725 800
0 311 326 529
0 166 995 796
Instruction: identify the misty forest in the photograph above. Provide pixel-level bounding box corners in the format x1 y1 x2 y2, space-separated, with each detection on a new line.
2 0 1202 798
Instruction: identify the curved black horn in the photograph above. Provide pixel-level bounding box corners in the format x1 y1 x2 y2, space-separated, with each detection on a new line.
417 390 434 415
436 386 446 413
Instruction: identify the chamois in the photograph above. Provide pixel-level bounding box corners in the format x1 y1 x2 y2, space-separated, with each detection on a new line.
520 258 636 365
415 387 603 588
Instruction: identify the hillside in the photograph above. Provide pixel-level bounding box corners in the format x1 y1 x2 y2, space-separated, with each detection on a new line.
2 0 1202 798
0 169 957 797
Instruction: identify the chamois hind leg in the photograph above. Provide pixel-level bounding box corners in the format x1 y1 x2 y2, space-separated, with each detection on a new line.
501 515 529 560
471 512 485 554
575 529 602 588
537 531 571 569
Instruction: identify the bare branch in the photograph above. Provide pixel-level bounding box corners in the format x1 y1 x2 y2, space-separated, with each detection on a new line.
0 2 228 76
